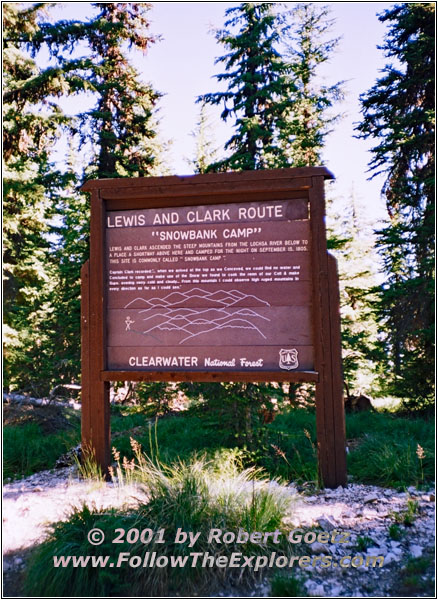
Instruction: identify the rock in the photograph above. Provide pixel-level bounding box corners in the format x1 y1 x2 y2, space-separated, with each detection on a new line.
383 552 398 565
307 583 325 596
364 493 379 504
310 542 327 554
410 544 423 558
317 516 337 531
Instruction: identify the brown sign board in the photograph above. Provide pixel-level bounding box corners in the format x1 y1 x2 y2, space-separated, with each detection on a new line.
105 201 313 373
81 167 347 488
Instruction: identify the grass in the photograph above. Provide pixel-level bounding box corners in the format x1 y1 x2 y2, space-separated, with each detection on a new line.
390 497 420 527
270 572 306 597
110 405 434 489
3 421 80 482
24 453 296 597
4 402 435 490
392 552 435 597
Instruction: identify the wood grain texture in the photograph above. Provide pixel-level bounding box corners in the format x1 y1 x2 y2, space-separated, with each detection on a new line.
81 167 346 484
87 191 110 474
80 260 91 446
328 253 347 486
310 176 346 488
101 370 319 383
81 166 334 192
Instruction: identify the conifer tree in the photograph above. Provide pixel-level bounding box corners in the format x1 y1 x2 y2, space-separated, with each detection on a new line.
357 3 435 408
280 2 343 166
47 3 162 383
326 189 380 396
189 101 219 174
3 3 69 392
199 2 292 171
3 3 163 389
274 2 343 167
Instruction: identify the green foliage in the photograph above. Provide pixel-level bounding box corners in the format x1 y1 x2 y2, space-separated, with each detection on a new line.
356 535 374 552
261 410 319 484
279 2 344 166
3 3 164 390
25 455 294 597
189 101 220 174
388 523 403 541
24 504 139 597
112 405 434 489
3 422 79 482
357 3 435 408
135 382 179 416
347 428 434 489
180 381 284 450
326 191 380 395
199 2 292 171
3 3 71 394
391 497 419 527
270 572 306 597
392 553 435 597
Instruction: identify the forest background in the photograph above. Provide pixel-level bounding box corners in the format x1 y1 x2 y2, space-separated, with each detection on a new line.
3 1 435 419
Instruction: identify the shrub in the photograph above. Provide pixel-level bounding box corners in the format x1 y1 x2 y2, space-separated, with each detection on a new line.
25 454 296 597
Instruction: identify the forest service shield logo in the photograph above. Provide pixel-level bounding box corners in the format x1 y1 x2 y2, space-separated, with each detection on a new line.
279 348 299 370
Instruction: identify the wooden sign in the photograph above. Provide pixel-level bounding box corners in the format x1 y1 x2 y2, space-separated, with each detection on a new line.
105 201 313 373
81 168 347 488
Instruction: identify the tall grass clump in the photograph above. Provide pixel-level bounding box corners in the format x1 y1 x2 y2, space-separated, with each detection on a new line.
347 431 434 489
3 423 79 481
25 451 296 597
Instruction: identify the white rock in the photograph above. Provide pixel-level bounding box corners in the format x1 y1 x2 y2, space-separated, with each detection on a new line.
364 493 379 504
310 584 325 596
317 515 337 531
383 552 398 565
310 542 327 554
410 544 423 558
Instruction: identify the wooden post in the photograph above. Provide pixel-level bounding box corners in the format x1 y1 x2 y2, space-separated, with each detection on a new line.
81 191 110 476
80 260 91 450
310 176 347 488
327 253 347 486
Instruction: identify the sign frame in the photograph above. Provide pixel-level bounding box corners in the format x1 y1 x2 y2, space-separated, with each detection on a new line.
81 167 347 488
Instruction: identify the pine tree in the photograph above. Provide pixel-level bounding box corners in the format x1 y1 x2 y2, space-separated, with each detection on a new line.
326 189 380 396
47 3 162 383
357 3 435 408
31 2 162 179
3 3 70 393
280 2 343 166
3 3 163 390
199 2 292 171
188 101 219 174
